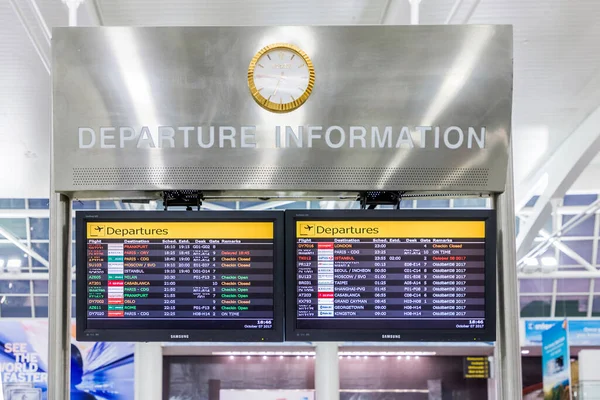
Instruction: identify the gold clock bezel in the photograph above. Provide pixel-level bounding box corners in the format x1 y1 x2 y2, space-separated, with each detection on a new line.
247 43 315 113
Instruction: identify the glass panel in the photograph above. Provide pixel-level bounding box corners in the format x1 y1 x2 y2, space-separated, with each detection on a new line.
0 199 25 209
33 281 48 294
27 198 49 209
399 199 414 209
415 199 450 208
0 280 31 294
0 296 32 317
592 296 600 317
34 296 48 317
238 201 263 209
556 278 591 293
561 216 595 237
0 218 27 239
558 240 593 265
73 201 97 210
520 296 551 317
520 279 553 293
453 198 487 208
563 194 598 206
98 200 119 209
31 243 49 268
72 280 76 295
72 295 76 317
29 218 49 240
274 201 308 209
0 243 29 272
525 196 539 208
555 295 588 317
209 202 237 209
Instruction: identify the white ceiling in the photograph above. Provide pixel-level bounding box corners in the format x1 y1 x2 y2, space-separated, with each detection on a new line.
1 0 600 198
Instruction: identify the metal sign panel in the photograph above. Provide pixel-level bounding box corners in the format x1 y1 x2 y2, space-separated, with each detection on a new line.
52 26 512 193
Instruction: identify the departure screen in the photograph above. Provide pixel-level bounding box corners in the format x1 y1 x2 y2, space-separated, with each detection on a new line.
294 220 487 331
84 221 275 331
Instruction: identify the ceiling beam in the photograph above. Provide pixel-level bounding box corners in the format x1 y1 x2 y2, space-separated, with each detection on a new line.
381 0 405 24
8 0 51 75
82 0 104 26
0 226 49 268
462 0 481 24
25 0 51 45
516 104 600 260
445 0 463 24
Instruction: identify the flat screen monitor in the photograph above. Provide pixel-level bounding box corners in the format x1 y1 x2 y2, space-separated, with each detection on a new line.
285 210 496 342
76 211 284 342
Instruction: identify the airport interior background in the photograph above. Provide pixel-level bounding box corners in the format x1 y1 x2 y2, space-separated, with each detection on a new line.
2 1 600 400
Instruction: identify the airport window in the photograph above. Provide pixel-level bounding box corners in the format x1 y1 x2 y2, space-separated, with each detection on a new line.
453 198 487 208
561 216 595 236
556 278 591 293
33 280 48 294
555 295 589 317
29 218 50 240
0 295 32 318
563 194 598 206
0 199 26 209
27 198 50 209
0 218 27 239
0 280 30 294
520 296 552 317
415 199 450 208
592 297 600 317
558 240 593 264
520 279 553 294
98 200 120 209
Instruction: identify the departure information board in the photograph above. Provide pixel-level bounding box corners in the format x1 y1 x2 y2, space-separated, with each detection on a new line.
285 210 496 342
76 211 284 342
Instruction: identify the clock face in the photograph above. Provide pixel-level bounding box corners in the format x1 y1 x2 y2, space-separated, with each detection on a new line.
248 44 315 113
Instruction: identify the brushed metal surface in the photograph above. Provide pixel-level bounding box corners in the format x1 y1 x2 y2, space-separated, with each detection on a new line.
52 26 512 193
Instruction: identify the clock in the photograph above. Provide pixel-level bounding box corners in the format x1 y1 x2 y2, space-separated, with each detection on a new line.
248 43 315 113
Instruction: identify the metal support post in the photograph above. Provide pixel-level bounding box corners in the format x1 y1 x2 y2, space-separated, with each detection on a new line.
47 193 72 400
493 145 523 399
135 343 163 400
315 343 339 400
408 0 422 25
62 0 84 27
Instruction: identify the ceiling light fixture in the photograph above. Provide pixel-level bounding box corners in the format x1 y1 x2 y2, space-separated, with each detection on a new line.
541 257 558 267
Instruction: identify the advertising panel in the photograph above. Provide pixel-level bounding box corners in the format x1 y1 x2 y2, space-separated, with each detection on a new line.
542 321 571 400
524 319 600 346
0 320 133 400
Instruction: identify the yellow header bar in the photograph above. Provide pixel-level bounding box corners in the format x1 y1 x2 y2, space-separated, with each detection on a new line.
87 221 273 239
296 220 485 238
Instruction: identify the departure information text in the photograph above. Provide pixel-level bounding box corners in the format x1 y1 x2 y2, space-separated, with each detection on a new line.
294 220 487 330
85 221 275 330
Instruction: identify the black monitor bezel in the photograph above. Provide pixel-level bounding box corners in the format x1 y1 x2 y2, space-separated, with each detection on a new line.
285 209 497 342
76 210 285 343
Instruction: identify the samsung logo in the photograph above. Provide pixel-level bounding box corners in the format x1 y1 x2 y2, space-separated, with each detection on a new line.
382 334 401 339
170 334 189 339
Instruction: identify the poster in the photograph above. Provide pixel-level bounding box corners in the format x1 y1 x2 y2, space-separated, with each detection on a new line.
220 390 314 400
524 319 600 346
0 320 133 400
542 320 571 400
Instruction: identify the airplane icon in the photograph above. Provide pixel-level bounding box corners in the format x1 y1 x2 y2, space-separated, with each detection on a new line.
89 225 105 237
300 224 314 235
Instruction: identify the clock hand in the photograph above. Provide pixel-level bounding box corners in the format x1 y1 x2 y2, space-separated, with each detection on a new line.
272 72 285 97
